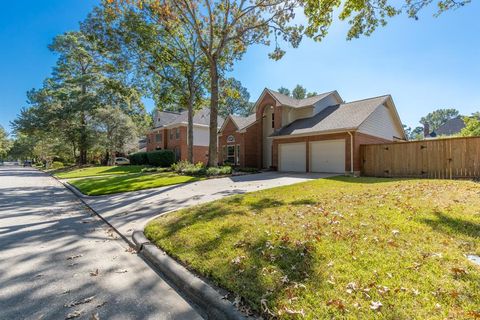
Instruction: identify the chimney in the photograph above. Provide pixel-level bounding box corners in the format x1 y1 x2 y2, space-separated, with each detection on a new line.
423 123 430 138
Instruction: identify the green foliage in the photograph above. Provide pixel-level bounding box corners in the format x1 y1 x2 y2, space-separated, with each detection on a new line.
460 116 480 137
51 161 65 169
0 126 11 158
277 87 290 96
206 166 232 176
292 84 307 99
129 152 149 165
141 167 171 173
236 167 259 173
146 150 175 167
403 124 424 140
420 109 460 132
146 178 480 318
219 78 252 117
171 161 206 176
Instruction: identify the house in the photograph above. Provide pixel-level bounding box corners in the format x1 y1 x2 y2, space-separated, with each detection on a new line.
424 117 466 138
146 108 222 164
218 88 406 175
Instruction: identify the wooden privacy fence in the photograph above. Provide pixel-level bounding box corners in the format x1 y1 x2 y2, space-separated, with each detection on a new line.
360 136 480 179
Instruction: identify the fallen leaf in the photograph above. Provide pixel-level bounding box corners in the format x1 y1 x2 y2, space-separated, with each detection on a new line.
96 301 107 308
90 269 99 277
327 299 346 312
90 313 100 320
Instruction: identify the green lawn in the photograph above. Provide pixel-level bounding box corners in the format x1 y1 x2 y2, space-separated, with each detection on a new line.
145 177 480 319
70 172 202 196
54 165 146 179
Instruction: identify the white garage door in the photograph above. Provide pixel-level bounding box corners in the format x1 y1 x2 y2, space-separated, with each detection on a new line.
279 142 306 172
310 139 345 173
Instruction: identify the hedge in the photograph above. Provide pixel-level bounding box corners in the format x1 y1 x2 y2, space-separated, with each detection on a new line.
129 150 175 167
146 150 175 167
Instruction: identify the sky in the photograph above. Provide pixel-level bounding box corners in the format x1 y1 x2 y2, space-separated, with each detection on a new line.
1 1 479 134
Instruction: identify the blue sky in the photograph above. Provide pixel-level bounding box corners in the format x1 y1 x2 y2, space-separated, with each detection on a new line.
1 1 479 134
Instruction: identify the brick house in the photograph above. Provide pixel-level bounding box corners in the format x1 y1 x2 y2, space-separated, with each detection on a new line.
146 108 222 164
218 88 406 175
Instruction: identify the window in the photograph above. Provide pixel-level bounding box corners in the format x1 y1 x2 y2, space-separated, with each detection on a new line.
226 145 235 164
174 147 181 161
236 145 240 165
176 127 180 140
222 145 227 162
169 129 174 140
271 113 275 128
155 133 162 143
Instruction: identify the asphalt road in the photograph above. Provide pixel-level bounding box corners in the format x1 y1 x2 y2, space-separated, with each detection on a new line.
0 165 202 320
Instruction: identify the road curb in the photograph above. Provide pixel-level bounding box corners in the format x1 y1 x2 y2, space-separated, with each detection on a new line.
133 231 246 320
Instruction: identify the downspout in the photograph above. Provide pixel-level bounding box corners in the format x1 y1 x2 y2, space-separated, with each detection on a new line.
347 131 354 176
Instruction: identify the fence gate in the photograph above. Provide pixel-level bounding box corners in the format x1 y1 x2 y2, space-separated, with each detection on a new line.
360 137 480 179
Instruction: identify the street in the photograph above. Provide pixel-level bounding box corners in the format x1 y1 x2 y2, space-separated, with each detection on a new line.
0 166 202 320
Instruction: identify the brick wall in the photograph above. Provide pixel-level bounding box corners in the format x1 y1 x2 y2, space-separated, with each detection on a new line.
146 128 167 151
218 118 260 168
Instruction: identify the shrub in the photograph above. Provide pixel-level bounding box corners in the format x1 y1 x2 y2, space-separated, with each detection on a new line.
206 166 232 176
146 150 175 167
51 161 64 169
171 161 206 176
236 167 259 173
129 152 148 165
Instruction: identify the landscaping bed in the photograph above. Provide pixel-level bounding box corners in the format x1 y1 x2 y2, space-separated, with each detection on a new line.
70 172 203 196
145 177 480 319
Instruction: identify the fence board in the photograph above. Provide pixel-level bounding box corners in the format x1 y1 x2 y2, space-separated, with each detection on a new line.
360 137 480 179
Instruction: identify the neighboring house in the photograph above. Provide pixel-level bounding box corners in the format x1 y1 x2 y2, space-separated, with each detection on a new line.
218 88 406 175
424 117 466 138
146 108 222 164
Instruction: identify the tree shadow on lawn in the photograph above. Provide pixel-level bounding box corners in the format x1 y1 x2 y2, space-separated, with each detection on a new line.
420 211 480 240
324 176 413 184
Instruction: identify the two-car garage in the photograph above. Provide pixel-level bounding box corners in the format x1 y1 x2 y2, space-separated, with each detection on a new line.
278 139 346 173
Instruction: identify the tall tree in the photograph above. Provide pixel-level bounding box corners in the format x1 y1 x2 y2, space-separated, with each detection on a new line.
219 78 251 117
94 106 139 165
105 0 304 166
277 87 290 96
420 108 460 132
0 126 11 159
460 115 480 137
84 6 206 163
292 84 307 99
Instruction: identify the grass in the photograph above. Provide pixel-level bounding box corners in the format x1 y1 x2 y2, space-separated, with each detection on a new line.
145 177 480 319
70 172 203 196
53 165 147 179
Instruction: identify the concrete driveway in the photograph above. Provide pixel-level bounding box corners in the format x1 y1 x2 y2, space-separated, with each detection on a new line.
0 166 202 319
80 171 335 240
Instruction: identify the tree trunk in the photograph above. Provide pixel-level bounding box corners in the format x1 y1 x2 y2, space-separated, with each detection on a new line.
207 60 219 167
187 75 195 163
79 83 88 165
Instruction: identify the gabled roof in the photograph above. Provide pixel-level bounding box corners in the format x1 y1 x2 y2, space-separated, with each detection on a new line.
231 114 257 130
154 107 223 129
435 117 466 136
253 88 342 111
154 110 181 128
274 95 392 137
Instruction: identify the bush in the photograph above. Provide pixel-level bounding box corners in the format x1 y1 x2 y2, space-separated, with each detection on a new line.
146 150 175 167
206 166 232 176
129 152 148 165
172 161 206 176
51 161 64 169
236 167 259 173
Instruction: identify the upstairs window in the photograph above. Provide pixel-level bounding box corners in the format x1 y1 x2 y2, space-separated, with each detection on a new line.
155 133 162 143
271 113 275 128
176 128 180 140
169 129 174 140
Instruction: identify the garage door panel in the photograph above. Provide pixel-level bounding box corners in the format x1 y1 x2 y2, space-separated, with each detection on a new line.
279 142 306 172
310 140 345 173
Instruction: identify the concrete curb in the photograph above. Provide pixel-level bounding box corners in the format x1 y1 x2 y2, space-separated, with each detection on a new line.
133 231 246 320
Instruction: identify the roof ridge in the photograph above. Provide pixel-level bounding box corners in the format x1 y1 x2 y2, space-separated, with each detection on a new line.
342 94 390 105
